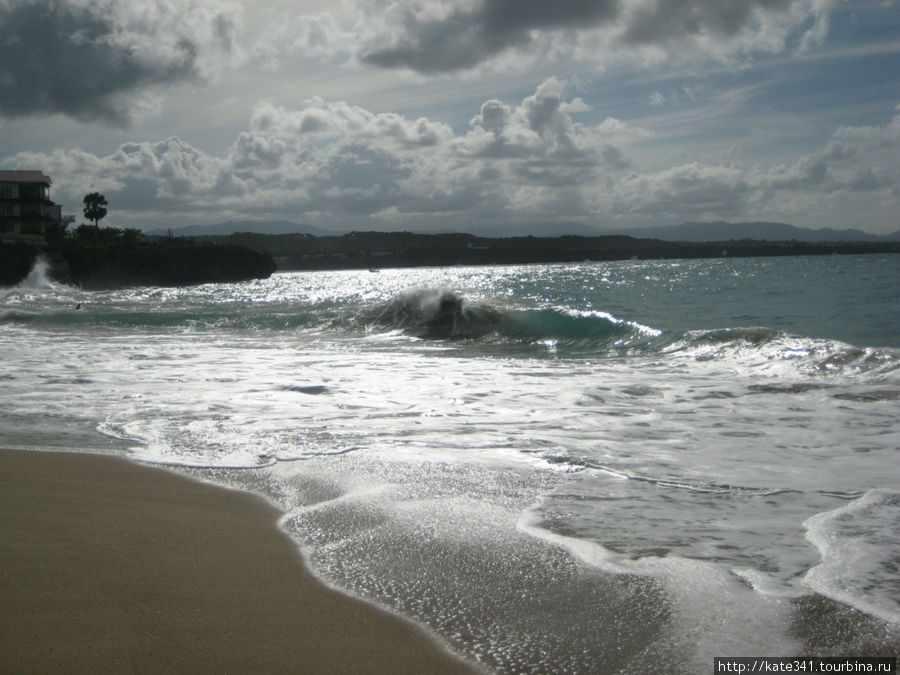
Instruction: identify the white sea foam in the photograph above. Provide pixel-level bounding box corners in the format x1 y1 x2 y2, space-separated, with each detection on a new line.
517 506 801 667
804 489 900 625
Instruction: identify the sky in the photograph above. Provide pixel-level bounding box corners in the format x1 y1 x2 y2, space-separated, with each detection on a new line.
1 0 899 236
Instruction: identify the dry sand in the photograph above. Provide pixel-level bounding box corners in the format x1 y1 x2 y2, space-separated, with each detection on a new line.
0 448 478 674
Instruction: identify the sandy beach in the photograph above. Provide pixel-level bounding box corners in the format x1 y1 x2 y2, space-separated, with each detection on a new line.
0 448 477 674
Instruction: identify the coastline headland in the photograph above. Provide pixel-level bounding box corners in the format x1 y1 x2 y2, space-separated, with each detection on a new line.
1 236 277 289
3 229 897 288
216 230 900 272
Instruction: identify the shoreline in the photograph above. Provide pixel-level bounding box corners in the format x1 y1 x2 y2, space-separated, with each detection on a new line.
0 448 478 673
3 234 897 289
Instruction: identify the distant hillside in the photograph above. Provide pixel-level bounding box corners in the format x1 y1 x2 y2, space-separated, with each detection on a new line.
196 230 899 272
148 219 899 242
618 221 898 242
146 220 333 238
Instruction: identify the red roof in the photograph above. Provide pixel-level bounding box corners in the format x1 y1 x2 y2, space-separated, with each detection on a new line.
0 170 52 185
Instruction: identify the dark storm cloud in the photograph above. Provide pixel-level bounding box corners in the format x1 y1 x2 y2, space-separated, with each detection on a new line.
362 0 620 73
0 0 237 124
619 0 792 46
360 0 815 73
0 2 186 122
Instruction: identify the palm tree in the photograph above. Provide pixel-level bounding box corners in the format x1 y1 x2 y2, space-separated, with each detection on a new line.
83 192 108 229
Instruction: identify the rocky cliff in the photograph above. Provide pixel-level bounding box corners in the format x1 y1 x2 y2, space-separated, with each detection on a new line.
1 239 277 289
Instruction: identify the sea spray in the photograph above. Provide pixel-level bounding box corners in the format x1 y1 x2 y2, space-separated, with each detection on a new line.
1 255 54 299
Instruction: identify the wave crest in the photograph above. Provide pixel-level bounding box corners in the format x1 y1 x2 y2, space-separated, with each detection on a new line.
663 327 897 378
370 288 661 349
371 288 503 339
368 289 899 378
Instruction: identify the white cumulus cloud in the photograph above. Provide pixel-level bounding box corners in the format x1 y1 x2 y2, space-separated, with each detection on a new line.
4 82 897 233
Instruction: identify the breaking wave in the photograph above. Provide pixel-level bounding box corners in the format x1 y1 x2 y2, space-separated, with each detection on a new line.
368 288 898 377
1 257 58 300
3 278 896 378
369 287 661 350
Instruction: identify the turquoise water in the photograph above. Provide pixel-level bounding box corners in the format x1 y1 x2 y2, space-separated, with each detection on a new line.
2 254 898 672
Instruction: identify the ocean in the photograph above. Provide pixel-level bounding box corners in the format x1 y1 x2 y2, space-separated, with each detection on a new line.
2 254 898 672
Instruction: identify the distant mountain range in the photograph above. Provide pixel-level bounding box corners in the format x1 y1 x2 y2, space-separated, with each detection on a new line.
616 221 900 242
146 220 333 238
151 219 899 242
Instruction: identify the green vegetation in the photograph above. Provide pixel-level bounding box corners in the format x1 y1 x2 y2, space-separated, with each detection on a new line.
82 193 108 229
0 190 276 289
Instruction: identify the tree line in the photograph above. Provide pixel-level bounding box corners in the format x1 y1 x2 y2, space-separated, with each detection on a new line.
46 192 141 243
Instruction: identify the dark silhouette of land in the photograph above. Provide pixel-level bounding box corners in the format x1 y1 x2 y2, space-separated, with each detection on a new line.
2 229 897 288
1 234 276 289
56 238 277 289
0 241 38 286
212 230 900 272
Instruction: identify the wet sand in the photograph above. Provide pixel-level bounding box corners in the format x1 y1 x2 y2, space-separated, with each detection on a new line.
0 448 478 674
